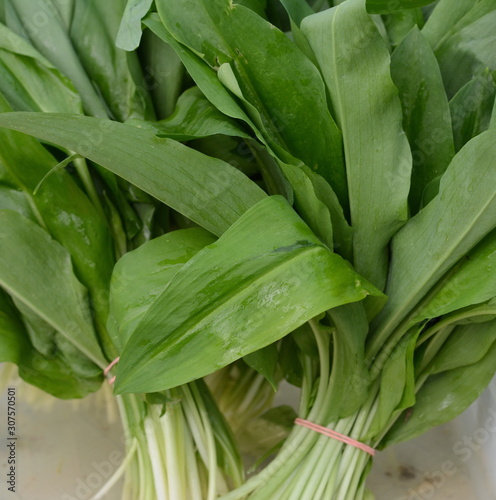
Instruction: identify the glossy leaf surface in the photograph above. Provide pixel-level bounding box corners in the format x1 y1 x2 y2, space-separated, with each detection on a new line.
302 0 412 289
0 112 266 237
114 196 379 394
391 26 454 211
0 210 105 367
109 228 216 350
155 0 347 205
370 130 496 356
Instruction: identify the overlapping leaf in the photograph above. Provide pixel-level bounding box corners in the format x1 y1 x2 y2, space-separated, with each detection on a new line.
302 0 412 289
114 196 379 394
0 112 267 236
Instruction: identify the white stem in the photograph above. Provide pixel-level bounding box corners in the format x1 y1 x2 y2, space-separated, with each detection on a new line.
91 438 138 500
144 415 169 500
161 404 185 499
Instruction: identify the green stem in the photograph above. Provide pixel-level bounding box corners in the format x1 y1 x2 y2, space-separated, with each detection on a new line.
417 307 496 347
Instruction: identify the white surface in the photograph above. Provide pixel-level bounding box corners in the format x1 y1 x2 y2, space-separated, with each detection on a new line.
1 376 495 499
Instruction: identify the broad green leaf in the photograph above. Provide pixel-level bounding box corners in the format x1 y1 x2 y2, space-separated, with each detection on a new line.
278 0 317 67
149 87 251 140
216 62 304 168
412 229 496 322
109 228 216 349
302 0 412 289
69 0 154 121
116 0 154 51
384 9 425 47
144 14 269 148
0 210 106 367
0 98 115 354
434 10 496 98
278 335 303 388
114 196 379 394
0 186 36 221
383 324 496 446
0 112 267 236
422 0 495 50
244 343 279 391
189 136 259 178
367 329 418 438
279 164 334 250
140 28 184 119
0 290 102 398
369 130 496 357
14 298 101 379
450 69 496 152
280 0 314 26
243 140 294 202
8 0 109 118
155 0 347 206
421 0 475 47
429 318 496 375
327 303 371 418
391 26 454 211
0 23 82 113
280 163 352 259
0 289 30 364
366 0 435 15
237 0 267 17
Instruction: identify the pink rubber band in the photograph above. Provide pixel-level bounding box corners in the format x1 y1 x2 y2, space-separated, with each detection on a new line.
103 356 120 383
294 418 376 456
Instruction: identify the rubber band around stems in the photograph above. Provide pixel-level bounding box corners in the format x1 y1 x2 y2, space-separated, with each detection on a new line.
104 356 120 385
294 418 376 456
101 360 375 456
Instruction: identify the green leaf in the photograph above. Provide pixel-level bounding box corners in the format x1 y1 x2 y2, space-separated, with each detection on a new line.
412 229 496 322
422 0 495 50
0 289 102 399
8 0 109 118
391 26 454 212
0 289 30 364
450 69 496 152
366 0 435 15
278 335 303 388
114 196 379 394
279 163 335 251
148 86 251 140
369 130 496 357
244 343 279 391
429 318 496 374
302 0 412 289
69 0 154 121
367 328 418 438
327 303 372 418
279 0 314 26
0 186 36 221
0 99 115 355
0 23 82 113
116 0 154 51
140 28 184 119
109 228 216 349
155 0 347 206
433 9 496 98
15 299 101 379
383 322 496 446
144 15 254 128
0 210 106 368
384 9 425 48
0 112 267 236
